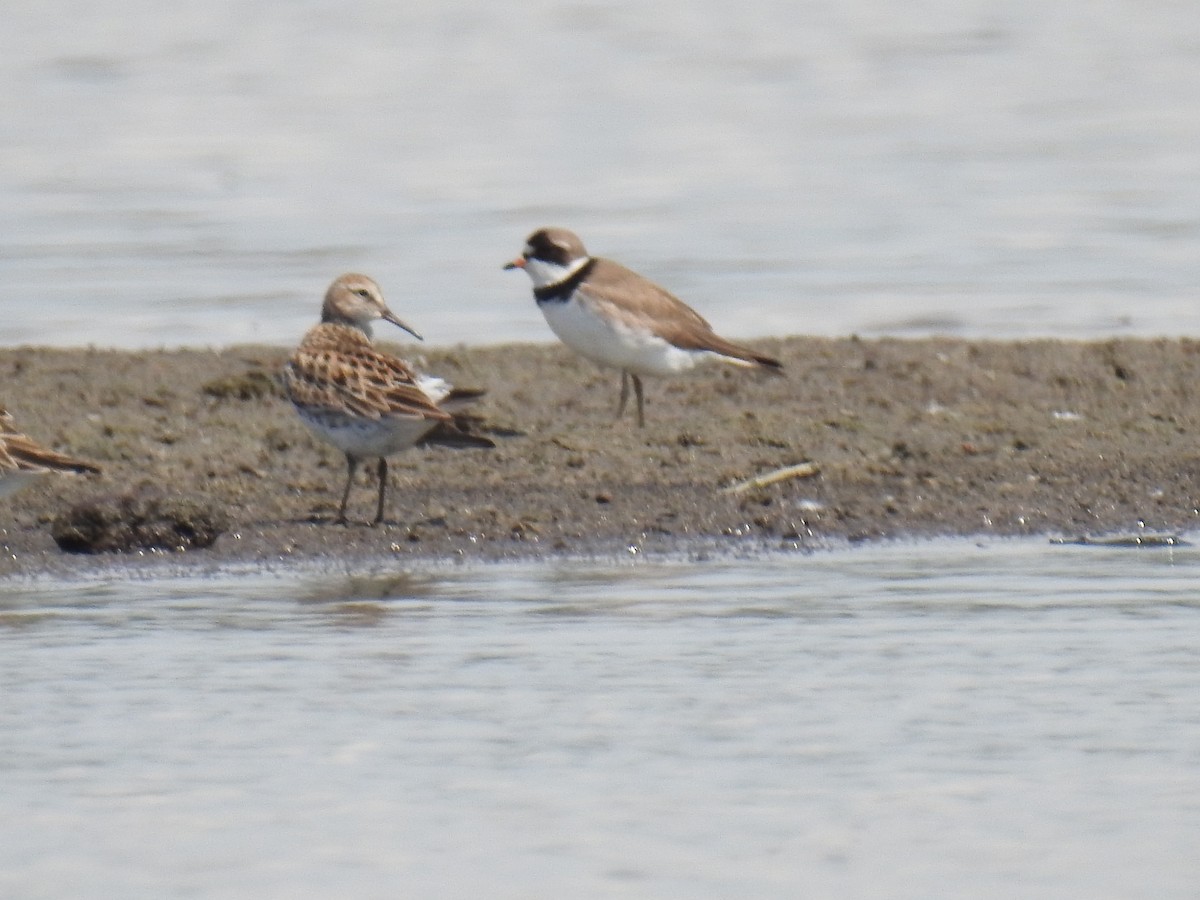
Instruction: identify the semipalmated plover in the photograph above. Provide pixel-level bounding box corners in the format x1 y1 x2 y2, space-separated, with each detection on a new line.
283 273 493 526
505 227 782 425
0 407 101 499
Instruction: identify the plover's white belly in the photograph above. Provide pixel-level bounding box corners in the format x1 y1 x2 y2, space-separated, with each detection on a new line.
297 410 437 459
541 297 705 377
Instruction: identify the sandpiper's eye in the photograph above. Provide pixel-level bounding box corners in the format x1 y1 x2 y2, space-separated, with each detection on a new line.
354 288 372 300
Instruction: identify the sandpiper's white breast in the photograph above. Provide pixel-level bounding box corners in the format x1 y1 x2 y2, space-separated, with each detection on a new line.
296 410 438 459
540 296 707 377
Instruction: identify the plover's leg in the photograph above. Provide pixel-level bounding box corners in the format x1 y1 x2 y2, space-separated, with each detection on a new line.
616 371 631 420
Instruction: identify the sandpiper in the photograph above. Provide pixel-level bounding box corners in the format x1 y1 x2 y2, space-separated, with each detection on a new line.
505 227 782 426
283 273 493 526
0 407 101 499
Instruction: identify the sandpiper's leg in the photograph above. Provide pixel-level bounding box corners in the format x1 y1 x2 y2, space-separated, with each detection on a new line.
372 457 388 526
337 456 358 525
616 371 631 420
632 374 645 428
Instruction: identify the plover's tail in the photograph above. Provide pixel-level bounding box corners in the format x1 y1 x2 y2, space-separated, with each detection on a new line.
704 337 784 374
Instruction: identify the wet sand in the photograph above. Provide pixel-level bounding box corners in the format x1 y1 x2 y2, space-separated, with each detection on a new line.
3 336 1199 577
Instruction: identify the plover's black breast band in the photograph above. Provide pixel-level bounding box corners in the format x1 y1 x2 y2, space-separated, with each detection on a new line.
533 258 596 305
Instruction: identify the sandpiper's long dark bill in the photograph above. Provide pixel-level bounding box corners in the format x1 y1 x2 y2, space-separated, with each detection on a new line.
505 227 782 426
0 407 101 499
283 273 493 526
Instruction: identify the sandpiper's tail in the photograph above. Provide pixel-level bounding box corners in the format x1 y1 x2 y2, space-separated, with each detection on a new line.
0 408 101 477
419 422 496 450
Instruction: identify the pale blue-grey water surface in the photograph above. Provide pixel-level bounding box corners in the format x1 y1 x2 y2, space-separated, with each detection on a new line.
3 2 1200 897
2 541 1199 898
1 1 1198 348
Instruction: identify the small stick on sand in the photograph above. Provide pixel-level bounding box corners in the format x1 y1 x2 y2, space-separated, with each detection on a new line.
723 461 819 495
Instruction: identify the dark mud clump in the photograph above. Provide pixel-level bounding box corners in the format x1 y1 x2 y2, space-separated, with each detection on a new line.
51 489 230 554
201 369 281 401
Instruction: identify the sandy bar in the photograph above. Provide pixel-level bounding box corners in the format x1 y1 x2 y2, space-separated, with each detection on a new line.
2 336 1198 578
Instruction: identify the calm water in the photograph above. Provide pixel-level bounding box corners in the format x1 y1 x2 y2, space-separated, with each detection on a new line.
2 540 1199 898
2 1 1199 348
4 5 1200 896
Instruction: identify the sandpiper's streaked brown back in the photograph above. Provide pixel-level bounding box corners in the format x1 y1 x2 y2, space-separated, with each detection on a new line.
283 273 493 526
